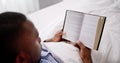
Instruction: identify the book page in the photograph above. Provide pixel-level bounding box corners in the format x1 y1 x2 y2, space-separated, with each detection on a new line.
79 14 100 49
62 11 84 42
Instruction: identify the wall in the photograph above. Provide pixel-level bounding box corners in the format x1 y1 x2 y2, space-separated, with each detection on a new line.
39 0 63 9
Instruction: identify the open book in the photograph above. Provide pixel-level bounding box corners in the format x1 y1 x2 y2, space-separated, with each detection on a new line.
62 10 106 50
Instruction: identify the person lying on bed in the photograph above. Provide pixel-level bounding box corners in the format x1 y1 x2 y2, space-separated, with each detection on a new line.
0 12 92 63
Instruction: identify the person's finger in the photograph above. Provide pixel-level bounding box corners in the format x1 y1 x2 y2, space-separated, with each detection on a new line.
75 41 86 49
55 30 62 35
62 32 66 35
73 40 81 49
58 31 66 36
79 42 86 49
74 44 80 49
58 32 63 35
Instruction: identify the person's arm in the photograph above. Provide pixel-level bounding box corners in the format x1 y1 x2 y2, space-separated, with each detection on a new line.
44 30 70 42
74 41 92 63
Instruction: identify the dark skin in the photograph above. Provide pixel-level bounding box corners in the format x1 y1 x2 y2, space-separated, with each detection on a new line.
15 20 92 63
74 41 92 63
15 21 41 63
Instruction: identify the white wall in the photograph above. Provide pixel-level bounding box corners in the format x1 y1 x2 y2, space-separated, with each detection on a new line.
39 0 63 9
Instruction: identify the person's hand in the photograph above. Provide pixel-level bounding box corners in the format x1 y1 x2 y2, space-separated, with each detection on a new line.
74 41 92 63
52 30 65 42
44 30 70 42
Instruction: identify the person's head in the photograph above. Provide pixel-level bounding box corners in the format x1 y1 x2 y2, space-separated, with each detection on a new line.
0 12 42 63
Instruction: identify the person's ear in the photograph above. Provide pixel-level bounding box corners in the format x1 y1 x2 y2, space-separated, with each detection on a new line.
15 52 28 63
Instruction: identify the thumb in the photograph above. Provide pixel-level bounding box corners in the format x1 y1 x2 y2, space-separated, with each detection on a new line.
77 41 85 49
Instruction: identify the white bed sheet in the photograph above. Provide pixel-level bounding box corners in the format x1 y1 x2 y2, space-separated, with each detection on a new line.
28 0 120 63
43 42 82 63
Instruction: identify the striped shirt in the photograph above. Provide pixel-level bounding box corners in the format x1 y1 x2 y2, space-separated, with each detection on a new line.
41 44 64 63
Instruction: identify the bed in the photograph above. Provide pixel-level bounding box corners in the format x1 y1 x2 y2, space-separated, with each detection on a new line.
27 0 120 63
